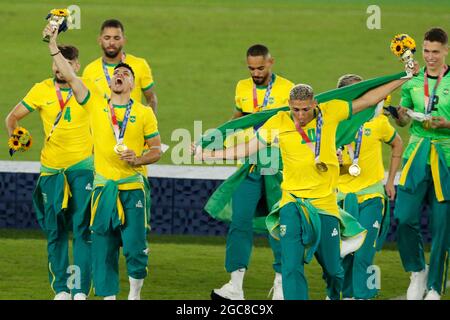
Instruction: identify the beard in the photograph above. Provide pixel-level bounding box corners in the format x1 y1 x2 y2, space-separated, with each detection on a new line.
252 74 269 85
103 46 122 59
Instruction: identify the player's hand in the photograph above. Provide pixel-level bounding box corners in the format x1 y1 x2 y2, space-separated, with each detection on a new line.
385 182 396 201
403 60 420 79
42 23 58 45
431 116 449 129
119 149 140 166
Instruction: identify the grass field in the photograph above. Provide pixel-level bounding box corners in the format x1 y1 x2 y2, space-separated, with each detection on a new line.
0 0 449 165
0 0 449 301
0 229 447 300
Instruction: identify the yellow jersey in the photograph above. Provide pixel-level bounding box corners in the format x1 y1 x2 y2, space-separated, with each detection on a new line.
257 99 352 215
226 74 294 147
338 114 396 203
235 73 294 113
21 78 95 169
80 90 159 182
82 53 154 104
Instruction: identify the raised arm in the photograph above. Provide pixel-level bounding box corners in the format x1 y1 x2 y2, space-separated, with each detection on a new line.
352 62 420 115
42 25 88 104
192 136 265 161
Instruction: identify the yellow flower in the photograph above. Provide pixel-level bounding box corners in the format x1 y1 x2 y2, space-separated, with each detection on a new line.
50 8 69 17
8 136 21 151
22 136 32 151
390 40 404 57
13 126 28 137
403 36 416 52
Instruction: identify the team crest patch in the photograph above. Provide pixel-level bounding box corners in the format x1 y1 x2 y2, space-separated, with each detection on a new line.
443 88 449 95
130 116 136 123
364 128 371 136
280 225 287 237
269 97 275 105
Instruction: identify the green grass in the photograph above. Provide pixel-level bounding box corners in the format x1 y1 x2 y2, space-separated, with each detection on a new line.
0 0 449 165
0 229 447 300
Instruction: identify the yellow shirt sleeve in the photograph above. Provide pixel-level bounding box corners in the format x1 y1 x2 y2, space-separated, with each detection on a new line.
22 83 45 112
322 99 351 122
143 107 159 140
379 115 397 144
234 82 243 112
139 59 154 91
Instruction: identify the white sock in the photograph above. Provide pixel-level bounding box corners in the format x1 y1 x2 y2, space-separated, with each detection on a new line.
104 295 116 300
231 268 245 290
73 293 87 300
128 276 144 300
274 272 282 283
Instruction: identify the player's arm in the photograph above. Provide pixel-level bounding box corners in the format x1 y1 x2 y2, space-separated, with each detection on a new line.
384 134 403 201
143 87 158 114
42 24 88 104
431 116 450 129
192 136 264 161
352 62 420 115
120 135 162 166
5 103 31 137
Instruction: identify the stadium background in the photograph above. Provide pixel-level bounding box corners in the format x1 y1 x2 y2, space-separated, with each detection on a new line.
0 0 448 299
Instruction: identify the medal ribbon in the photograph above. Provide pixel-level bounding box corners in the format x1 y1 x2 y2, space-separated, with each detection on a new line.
252 74 274 113
46 81 73 141
108 99 133 145
346 126 363 165
293 109 323 164
102 52 126 86
424 64 447 114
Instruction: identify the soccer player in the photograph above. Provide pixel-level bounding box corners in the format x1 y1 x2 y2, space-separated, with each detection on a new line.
5 45 95 300
82 19 157 112
210 44 294 300
394 27 450 300
83 19 158 227
335 74 403 300
194 65 418 299
43 24 162 300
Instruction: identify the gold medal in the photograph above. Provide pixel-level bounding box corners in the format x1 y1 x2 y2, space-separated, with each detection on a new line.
316 161 328 172
114 143 128 154
422 119 432 130
348 164 361 177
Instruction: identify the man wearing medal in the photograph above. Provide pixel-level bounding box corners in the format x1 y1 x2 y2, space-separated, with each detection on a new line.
393 27 450 300
5 46 97 300
83 19 158 229
82 19 157 111
210 44 294 300
195 61 419 299
43 24 162 300
335 74 403 300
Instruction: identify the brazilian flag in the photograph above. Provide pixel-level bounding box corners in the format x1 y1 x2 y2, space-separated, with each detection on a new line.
200 71 407 232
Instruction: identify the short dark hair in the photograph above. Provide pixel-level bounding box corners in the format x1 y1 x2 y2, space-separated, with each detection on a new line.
58 45 79 60
424 28 448 45
114 62 135 78
247 44 270 57
101 19 124 33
